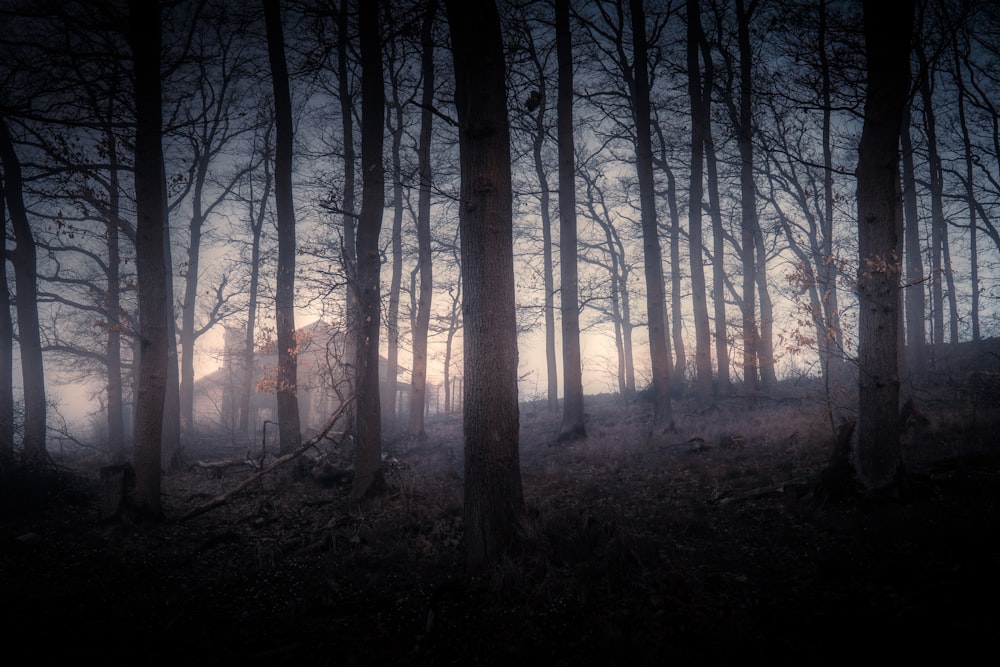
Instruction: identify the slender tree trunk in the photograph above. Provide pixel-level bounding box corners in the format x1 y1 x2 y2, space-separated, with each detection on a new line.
384 80 403 434
686 0 713 406
900 112 925 373
350 0 386 503
240 132 270 439
409 0 436 438
664 164 686 390
631 0 674 431
754 226 777 386
105 126 126 463
0 119 47 465
855 0 913 492
128 0 168 517
954 41 979 341
556 0 586 441
337 0 358 432
179 160 210 455
736 0 759 391
264 0 301 455
162 201 182 469
705 128 731 396
818 0 843 366
0 188 13 458
445 0 525 571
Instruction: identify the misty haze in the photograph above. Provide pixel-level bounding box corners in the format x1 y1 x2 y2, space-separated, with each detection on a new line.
2 0 999 663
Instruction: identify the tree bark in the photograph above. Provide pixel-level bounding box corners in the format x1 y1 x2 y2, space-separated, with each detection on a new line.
264 0 301 455
240 128 271 440
104 125 126 464
128 0 168 517
556 0 586 441
900 112 925 374
630 0 674 432
855 0 913 492
736 0 760 392
350 0 386 503
686 0 713 406
445 0 525 571
409 0 437 438
0 180 13 458
0 118 47 466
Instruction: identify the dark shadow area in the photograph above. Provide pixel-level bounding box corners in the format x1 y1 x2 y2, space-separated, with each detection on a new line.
2 385 999 664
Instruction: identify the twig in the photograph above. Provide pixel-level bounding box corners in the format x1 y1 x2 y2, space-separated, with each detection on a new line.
179 397 354 522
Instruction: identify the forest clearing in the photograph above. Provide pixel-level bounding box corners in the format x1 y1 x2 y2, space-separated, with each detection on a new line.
3 383 998 665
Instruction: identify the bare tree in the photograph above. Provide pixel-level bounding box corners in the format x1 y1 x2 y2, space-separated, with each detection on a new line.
264 0 301 455
128 0 168 517
350 0 386 502
556 0 586 441
854 0 914 491
686 0 714 406
444 0 525 571
409 0 437 438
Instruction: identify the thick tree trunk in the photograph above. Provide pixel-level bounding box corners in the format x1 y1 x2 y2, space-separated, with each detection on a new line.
409 0 436 438
556 0 586 441
0 119 47 465
128 0 168 517
264 0 301 455
445 0 525 571
855 0 913 492
350 0 386 503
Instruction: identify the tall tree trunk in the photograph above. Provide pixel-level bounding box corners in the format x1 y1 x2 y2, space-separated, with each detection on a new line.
664 163 686 390
528 39 559 415
705 126 731 396
754 225 777 386
384 96 402 434
240 131 270 439
736 0 760 391
105 125 126 464
954 40 979 341
162 210 182 469
264 0 301 455
686 0 713 406
350 0 386 502
0 119 47 465
409 0 436 438
631 0 674 432
128 0 168 517
337 0 358 432
855 0 913 492
0 185 13 458
179 159 210 456
556 0 586 441
900 112 926 373
445 0 525 571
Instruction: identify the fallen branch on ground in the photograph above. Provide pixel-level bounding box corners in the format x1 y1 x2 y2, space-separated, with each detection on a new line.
179 397 354 522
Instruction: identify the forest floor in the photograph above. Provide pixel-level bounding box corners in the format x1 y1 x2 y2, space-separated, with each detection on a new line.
2 387 999 665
